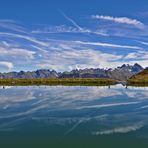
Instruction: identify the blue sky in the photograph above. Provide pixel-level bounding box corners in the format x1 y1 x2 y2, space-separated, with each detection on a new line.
0 0 148 72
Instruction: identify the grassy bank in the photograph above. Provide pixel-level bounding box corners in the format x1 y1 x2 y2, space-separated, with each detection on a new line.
127 68 148 86
0 78 117 86
127 79 148 86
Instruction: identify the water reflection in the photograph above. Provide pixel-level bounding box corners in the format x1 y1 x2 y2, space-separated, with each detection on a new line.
0 85 148 136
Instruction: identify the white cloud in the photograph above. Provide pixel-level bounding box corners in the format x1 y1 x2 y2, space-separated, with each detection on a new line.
0 19 147 72
32 25 108 36
125 52 140 59
125 51 148 59
58 11 109 36
35 39 147 71
76 101 140 110
31 45 48 53
130 60 148 68
0 61 14 70
32 25 80 34
93 122 144 135
37 46 122 71
0 47 36 59
0 20 28 34
138 41 148 46
0 32 49 47
74 41 142 49
91 15 144 28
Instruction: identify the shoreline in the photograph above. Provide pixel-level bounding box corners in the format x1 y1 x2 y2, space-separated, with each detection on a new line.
127 81 148 87
0 78 117 86
0 78 147 86
127 79 148 86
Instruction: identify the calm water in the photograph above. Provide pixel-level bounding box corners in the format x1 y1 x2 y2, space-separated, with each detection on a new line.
0 85 148 148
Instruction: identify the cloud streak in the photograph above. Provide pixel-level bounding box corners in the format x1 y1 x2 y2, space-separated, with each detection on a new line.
0 18 147 72
93 122 144 135
74 41 142 49
32 25 109 36
58 10 108 36
0 61 14 70
0 32 48 47
91 15 144 28
0 47 36 59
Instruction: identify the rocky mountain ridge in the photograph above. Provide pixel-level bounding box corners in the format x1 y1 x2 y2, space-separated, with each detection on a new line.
0 63 144 81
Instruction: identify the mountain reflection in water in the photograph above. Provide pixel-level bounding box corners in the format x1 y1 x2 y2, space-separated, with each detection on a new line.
0 85 148 148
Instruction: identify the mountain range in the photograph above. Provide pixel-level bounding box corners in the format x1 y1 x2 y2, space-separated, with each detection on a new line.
0 63 144 81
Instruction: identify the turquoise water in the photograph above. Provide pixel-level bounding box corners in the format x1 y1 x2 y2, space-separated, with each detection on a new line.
0 85 148 148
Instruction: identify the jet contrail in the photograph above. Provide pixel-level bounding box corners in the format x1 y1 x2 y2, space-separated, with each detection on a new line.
58 10 108 39
58 9 84 31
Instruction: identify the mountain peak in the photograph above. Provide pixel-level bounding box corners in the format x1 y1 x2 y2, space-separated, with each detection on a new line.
132 63 144 73
0 64 145 80
133 63 143 68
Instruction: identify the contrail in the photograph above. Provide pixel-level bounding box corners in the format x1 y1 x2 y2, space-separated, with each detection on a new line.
58 9 108 40
58 9 83 31
58 9 108 37
64 119 83 136
58 9 98 41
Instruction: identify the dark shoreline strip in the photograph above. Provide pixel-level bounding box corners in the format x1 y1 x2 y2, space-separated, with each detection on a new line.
0 78 117 86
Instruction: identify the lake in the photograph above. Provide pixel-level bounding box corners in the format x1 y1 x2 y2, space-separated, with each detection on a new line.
0 85 148 148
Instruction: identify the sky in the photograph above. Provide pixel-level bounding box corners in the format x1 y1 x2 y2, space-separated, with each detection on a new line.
0 0 148 72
